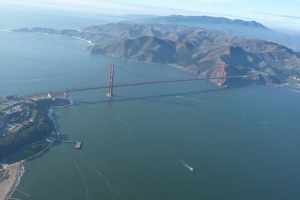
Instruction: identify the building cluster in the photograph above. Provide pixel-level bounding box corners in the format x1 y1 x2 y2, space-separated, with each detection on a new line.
290 75 300 82
0 97 30 137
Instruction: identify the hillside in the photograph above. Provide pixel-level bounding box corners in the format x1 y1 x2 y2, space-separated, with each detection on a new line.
128 15 272 38
129 15 300 51
14 22 300 85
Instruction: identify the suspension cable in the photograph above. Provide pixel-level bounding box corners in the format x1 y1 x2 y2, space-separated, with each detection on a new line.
114 65 159 81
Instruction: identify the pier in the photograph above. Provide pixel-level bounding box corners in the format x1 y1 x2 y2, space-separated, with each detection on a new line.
61 141 82 149
75 142 82 149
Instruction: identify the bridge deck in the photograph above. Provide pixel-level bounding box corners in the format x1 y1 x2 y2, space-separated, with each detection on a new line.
22 75 257 99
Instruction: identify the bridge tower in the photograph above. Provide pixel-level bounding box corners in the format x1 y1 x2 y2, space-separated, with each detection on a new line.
106 64 115 97
218 62 226 86
63 89 69 100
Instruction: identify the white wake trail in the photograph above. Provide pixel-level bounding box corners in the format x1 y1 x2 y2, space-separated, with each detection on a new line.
180 160 194 171
87 161 121 197
65 153 90 199
176 96 205 103
173 153 194 171
112 112 132 142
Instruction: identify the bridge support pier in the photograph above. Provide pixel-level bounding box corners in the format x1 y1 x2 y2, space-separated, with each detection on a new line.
106 64 115 97
48 91 53 99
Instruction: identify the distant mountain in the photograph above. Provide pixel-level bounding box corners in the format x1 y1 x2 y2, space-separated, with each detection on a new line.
120 14 159 20
129 15 271 37
14 22 300 85
127 15 300 51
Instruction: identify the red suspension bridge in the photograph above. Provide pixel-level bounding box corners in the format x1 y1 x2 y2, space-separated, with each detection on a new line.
22 63 257 100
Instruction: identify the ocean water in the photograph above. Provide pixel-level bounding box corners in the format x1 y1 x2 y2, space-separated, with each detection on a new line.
1 9 300 200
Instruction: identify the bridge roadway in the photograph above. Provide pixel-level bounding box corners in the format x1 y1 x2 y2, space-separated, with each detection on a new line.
22 75 256 98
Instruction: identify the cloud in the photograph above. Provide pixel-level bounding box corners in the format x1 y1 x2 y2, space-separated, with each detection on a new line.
2 0 300 32
0 0 156 15
192 0 238 2
254 12 300 20
0 0 207 16
249 11 300 32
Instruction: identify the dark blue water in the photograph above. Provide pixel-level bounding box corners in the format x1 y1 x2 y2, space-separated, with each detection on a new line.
1 8 300 200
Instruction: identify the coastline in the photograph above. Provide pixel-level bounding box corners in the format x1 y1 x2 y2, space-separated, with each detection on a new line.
48 100 73 134
0 100 73 200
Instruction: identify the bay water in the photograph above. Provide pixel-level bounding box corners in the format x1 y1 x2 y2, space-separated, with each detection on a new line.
1 10 300 200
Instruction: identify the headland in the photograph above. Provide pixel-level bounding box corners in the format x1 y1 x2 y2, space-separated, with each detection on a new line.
0 96 70 199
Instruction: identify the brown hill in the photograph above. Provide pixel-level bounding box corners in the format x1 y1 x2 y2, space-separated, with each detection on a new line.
14 23 300 85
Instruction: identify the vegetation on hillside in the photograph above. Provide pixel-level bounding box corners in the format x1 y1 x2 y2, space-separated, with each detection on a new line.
0 99 68 161
14 17 300 85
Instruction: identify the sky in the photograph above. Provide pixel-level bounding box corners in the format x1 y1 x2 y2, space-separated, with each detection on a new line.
1 0 300 33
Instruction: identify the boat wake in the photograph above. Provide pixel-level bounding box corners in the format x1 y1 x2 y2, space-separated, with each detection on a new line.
64 153 90 199
176 96 205 103
290 89 300 94
112 112 132 142
180 160 194 171
172 153 194 171
86 161 121 197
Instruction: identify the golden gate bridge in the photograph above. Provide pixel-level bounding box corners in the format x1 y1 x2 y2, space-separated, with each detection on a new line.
22 62 257 100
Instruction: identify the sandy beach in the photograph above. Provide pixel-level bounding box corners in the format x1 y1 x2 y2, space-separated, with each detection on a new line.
0 161 24 200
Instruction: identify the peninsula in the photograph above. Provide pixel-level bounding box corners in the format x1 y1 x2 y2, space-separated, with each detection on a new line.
0 97 69 162
0 96 70 199
13 15 300 86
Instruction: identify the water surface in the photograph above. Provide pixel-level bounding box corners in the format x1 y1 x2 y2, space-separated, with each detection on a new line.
1 12 300 200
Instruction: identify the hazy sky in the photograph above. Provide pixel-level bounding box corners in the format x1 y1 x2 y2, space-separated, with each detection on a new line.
2 0 300 32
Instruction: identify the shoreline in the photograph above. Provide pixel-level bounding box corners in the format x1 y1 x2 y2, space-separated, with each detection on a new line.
0 161 24 200
0 100 73 200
